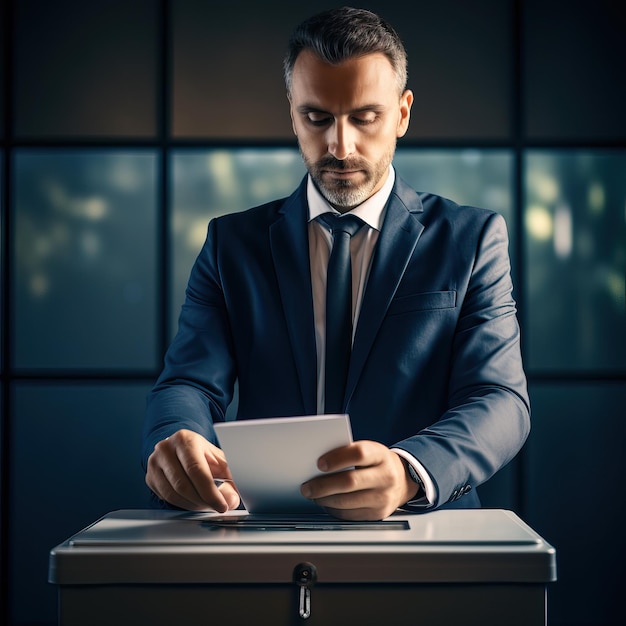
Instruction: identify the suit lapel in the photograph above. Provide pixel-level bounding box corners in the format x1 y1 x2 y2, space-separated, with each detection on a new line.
345 179 425 405
268 176 425 414
269 179 318 414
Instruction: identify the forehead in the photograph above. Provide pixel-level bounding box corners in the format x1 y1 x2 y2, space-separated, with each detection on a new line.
290 50 398 110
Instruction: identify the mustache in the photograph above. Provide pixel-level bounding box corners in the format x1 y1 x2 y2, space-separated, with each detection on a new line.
316 156 368 170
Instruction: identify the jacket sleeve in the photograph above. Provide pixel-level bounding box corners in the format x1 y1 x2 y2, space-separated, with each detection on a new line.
141 219 236 470
393 212 531 509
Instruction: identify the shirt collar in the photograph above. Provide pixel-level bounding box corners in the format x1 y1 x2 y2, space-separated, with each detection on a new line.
307 165 395 231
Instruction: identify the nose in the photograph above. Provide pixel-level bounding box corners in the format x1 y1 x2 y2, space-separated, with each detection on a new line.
327 120 355 160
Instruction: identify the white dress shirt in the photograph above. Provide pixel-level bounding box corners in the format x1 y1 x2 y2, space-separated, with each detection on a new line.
306 166 435 507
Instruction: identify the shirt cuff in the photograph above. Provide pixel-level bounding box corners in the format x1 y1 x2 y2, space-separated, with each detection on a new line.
391 448 436 508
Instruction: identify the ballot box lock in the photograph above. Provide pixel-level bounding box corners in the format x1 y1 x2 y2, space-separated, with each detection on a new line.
293 562 318 620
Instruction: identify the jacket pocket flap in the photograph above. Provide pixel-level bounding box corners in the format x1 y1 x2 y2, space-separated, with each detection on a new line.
388 290 457 315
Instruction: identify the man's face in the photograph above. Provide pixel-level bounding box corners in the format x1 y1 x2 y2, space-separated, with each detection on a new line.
289 50 413 212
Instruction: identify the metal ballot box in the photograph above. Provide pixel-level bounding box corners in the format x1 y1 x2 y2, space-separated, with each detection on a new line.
49 509 556 626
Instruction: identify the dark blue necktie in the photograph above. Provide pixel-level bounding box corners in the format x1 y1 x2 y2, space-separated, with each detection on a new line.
318 213 365 414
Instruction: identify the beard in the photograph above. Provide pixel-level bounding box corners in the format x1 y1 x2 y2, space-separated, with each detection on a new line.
300 146 395 210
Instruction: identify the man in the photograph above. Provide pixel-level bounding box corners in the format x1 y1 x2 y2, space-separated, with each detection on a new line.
142 7 530 521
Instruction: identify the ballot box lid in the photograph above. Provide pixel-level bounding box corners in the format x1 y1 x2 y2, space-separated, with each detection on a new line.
49 509 557 585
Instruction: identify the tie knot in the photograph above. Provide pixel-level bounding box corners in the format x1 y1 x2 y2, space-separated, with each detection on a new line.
318 213 364 237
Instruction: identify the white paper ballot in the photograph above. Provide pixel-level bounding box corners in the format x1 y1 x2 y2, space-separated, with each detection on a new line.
214 414 353 514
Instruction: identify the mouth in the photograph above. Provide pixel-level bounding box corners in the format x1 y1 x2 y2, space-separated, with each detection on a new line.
323 168 362 179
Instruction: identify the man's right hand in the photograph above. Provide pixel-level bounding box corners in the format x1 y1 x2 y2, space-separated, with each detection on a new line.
145 429 240 512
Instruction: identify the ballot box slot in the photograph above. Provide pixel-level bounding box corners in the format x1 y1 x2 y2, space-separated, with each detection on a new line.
200 518 409 532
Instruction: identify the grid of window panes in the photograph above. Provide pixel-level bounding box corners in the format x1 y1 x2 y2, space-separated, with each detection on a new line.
8 147 520 364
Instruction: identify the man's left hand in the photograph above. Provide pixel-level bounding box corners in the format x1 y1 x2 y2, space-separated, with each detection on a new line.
300 440 419 520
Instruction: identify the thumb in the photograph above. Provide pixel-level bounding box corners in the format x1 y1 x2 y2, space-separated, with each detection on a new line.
218 480 241 510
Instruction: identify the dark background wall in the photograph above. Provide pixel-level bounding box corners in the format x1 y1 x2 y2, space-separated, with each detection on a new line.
1 1 625 624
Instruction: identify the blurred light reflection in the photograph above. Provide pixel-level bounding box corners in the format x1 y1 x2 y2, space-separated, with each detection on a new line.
525 150 626 370
553 204 573 259
14 149 158 370
588 181 605 215
526 204 553 241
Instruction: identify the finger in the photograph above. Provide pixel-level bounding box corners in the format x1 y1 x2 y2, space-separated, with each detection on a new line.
146 465 207 511
313 483 397 510
149 442 223 511
302 467 363 499
313 482 399 521
204 446 235 482
146 445 208 511
304 461 390 500
173 438 230 511
302 453 405 520
317 440 384 473
217 480 241 510
147 432 230 512
303 468 388 505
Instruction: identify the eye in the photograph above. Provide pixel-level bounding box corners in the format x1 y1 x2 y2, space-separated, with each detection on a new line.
305 112 331 126
352 112 378 125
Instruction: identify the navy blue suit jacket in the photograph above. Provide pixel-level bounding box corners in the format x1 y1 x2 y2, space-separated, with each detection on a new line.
143 175 530 510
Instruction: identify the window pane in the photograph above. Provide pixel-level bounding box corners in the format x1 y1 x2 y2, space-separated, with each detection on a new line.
172 1 298 139
524 0 626 141
170 148 306 332
172 0 513 140
13 150 158 370
393 0 513 140
524 150 626 371
394 148 514 225
14 0 158 138
395 148 516 279
9 382 152 625
525 382 626 626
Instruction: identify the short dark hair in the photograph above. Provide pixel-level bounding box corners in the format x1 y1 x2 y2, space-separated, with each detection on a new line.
284 6 408 95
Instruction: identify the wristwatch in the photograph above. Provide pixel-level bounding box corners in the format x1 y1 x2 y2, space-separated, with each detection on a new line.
402 458 425 494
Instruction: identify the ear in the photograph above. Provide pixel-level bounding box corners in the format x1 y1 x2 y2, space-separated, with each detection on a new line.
396 89 413 138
